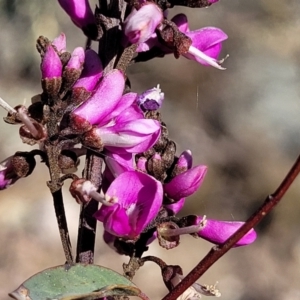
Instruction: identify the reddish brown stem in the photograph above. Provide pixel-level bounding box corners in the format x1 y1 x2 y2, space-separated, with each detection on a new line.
162 154 300 300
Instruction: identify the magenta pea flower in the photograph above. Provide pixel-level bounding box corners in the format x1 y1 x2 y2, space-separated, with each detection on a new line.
57 0 96 33
123 2 163 45
137 13 227 70
184 27 228 70
164 165 207 201
70 69 161 153
94 171 163 240
195 216 257 247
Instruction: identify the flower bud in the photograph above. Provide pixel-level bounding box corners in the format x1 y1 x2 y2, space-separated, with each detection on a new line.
62 47 85 91
41 45 62 96
72 49 103 91
164 165 207 201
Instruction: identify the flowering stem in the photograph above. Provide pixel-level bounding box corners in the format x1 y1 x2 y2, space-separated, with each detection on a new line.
75 150 101 264
51 188 74 264
162 154 300 300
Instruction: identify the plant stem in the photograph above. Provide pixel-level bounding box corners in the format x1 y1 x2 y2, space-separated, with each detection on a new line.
162 154 300 300
76 150 102 264
51 188 74 264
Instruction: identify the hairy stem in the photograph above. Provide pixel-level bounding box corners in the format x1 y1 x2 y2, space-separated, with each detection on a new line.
51 188 74 264
76 150 102 264
162 154 300 300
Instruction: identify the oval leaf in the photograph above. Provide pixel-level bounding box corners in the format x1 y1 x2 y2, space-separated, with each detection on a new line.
9 264 149 300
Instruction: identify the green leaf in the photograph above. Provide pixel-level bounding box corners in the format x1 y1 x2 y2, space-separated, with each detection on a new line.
9 264 149 300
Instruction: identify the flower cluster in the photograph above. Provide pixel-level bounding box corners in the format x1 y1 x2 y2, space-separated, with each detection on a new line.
1 0 257 298
0 0 256 260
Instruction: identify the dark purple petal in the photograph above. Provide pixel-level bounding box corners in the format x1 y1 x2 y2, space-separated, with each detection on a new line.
171 14 189 33
196 216 257 247
137 85 164 111
164 165 207 200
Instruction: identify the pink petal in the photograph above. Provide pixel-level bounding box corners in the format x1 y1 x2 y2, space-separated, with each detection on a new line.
73 49 103 92
41 45 62 79
72 69 125 125
99 119 161 152
197 217 257 247
58 0 96 29
66 47 85 70
100 92 138 125
123 3 163 44
52 33 66 52
164 165 207 200
95 171 163 238
185 27 228 64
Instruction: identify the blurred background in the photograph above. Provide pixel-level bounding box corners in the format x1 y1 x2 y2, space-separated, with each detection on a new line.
1 0 300 299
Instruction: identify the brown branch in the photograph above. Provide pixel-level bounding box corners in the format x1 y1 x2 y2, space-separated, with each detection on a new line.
162 154 300 300
76 150 102 264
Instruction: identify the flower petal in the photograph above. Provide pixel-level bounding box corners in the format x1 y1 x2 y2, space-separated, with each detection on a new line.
95 171 163 238
72 69 125 125
197 216 257 247
164 165 207 200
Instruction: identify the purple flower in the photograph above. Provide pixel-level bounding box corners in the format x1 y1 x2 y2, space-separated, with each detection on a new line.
164 165 207 201
57 0 96 30
137 14 227 70
195 216 257 247
137 84 164 111
41 45 62 79
70 70 161 153
73 49 103 92
184 27 228 69
94 171 163 240
123 2 163 45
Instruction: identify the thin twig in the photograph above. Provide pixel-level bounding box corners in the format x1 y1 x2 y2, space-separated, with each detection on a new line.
76 150 102 264
51 189 74 264
162 154 300 300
